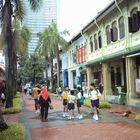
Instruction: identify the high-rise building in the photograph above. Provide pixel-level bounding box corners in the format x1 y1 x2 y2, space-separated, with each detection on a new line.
23 0 57 55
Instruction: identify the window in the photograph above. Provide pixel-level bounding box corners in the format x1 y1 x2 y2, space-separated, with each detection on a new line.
94 34 98 50
106 25 111 44
130 7 137 16
90 36 93 52
116 67 121 86
98 31 102 48
119 16 125 39
128 7 140 33
111 21 118 42
72 51 76 63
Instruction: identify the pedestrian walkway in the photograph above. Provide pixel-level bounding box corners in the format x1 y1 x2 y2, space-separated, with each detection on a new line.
20 94 140 140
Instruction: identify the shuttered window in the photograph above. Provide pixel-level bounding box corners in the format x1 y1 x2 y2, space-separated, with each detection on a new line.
111 21 118 42
98 31 102 48
119 16 125 39
128 7 139 33
94 34 98 50
90 36 93 52
106 25 111 44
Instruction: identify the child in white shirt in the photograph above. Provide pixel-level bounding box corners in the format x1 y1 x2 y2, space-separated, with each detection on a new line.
89 83 101 121
67 91 76 120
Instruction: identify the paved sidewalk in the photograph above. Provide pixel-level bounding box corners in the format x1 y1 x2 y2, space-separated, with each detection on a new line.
20 94 140 140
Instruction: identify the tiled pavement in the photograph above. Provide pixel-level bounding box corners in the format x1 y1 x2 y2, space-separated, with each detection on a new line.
20 94 140 140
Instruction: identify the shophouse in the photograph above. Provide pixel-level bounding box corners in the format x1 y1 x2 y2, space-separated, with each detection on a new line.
82 0 140 106
68 33 87 90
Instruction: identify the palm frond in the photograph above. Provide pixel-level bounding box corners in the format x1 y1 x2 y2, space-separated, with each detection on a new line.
28 0 42 11
15 0 25 21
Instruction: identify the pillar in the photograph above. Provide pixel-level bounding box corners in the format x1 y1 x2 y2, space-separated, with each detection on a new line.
126 57 137 104
102 63 112 100
87 66 93 88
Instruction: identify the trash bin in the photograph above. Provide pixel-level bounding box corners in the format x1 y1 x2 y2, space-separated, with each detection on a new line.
119 92 126 105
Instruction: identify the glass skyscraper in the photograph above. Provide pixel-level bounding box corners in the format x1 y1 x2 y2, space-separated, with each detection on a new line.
23 0 57 55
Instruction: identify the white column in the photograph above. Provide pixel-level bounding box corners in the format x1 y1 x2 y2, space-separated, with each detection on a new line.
126 57 137 104
102 63 112 100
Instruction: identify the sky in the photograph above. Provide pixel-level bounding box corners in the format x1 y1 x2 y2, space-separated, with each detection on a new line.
58 0 113 41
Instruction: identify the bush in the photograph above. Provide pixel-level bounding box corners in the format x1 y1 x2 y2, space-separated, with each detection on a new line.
0 122 25 140
84 99 112 109
134 114 140 124
49 93 58 97
2 93 22 114
99 101 112 108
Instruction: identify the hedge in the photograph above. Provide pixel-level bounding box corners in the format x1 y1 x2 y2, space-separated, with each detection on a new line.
84 99 112 109
134 114 140 124
0 122 25 140
2 93 22 114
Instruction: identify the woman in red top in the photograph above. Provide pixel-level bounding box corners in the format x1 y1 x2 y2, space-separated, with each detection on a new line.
39 85 51 122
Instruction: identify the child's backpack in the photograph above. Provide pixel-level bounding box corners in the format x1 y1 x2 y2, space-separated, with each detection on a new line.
79 96 85 105
63 92 68 99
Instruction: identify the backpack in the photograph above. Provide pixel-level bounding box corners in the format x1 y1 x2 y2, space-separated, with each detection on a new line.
63 93 68 99
79 96 85 105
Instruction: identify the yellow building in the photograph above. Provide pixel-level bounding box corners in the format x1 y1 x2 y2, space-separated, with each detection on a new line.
82 0 140 106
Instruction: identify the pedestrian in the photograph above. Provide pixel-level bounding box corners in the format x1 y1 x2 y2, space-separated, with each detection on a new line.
32 85 40 111
61 87 69 117
89 82 101 121
38 85 51 122
76 87 83 119
1 92 6 106
67 90 76 120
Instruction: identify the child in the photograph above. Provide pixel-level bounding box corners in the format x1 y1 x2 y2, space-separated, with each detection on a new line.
76 87 83 119
89 82 101 121
67 90 76 120
61 88 69 117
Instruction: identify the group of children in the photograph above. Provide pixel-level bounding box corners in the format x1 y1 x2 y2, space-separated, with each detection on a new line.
61 87 83 120
61 82 101 121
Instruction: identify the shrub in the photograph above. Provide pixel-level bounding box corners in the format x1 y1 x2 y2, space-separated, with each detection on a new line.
84 99 90 107
84 99 112 109
0 122 25 140
134 114 140 124
2 94 22 114
49 93 58 97
99 101 112 108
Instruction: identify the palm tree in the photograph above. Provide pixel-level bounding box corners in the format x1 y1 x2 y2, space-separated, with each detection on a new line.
49 21 69 89
36 21 69 90
36 27 53 88
0 0 42 108
0 0 42 130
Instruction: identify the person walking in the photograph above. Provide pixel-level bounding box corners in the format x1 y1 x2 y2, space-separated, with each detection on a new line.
38 85 51 122
89 82 101 121
32 85 40 111
61 87 69 117
67 90 76 120
76 87 83 119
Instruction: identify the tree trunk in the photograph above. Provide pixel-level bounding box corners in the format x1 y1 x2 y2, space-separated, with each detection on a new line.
56 46 60 89
12 31 17 95
50 55 54 92
45 56 48 87
3 0 14 108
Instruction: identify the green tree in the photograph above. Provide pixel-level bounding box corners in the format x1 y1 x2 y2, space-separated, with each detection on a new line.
36 21 69 90
17 54 44 85
0 0 42 130
0 0 42 108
